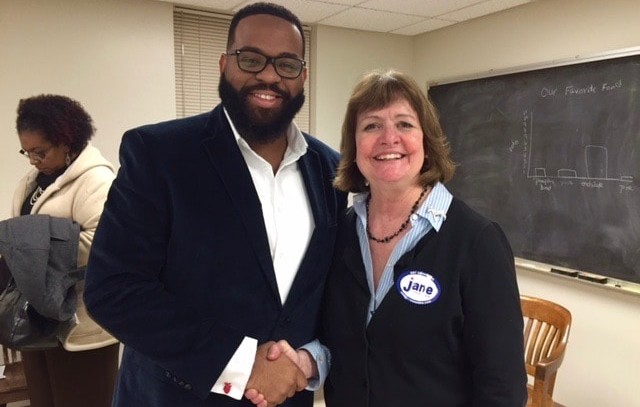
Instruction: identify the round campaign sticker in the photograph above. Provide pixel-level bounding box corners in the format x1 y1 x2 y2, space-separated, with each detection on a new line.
396 271 441 305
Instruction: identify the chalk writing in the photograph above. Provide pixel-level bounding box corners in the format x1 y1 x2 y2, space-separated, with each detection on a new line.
535 178 554 191
540 87 557 97
566 84 597 95
619 184 634 193
521 110 529 175
602 80 623 91
580 181 604 188
542 79 623 98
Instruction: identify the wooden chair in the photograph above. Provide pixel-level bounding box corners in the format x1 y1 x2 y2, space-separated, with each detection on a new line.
0 344 29 407
521 295 572 407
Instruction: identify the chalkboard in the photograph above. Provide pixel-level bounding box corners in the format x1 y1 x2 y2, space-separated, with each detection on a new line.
428 52 640 285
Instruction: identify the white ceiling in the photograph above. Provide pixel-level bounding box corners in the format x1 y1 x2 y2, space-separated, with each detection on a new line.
159 0 534 36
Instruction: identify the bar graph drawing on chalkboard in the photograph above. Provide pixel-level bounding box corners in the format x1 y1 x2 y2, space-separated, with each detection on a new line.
525 111 634 184
428 50 640 286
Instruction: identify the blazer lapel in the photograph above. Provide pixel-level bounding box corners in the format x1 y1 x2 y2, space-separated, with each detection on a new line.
200 108 280 302
297 148 328 230
281 148 328 307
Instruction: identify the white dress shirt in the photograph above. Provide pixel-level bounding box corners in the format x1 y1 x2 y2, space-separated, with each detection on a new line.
211 109 314 399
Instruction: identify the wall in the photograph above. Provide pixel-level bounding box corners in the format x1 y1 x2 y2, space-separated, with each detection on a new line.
0 0 175 219
312 25 413 149
413 0 640 406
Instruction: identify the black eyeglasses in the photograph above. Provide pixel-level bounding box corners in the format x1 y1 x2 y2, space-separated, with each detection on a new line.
19 145 54 162
227 49 306 79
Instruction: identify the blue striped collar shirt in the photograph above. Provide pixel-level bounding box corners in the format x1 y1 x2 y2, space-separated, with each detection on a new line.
352 181 453 324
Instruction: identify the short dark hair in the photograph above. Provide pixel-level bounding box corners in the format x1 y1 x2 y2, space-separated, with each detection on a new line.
227 2 305 56
333 70 456 193
16 94 95 154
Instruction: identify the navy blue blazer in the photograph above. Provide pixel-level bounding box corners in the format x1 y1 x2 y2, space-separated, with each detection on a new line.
85 105 347 407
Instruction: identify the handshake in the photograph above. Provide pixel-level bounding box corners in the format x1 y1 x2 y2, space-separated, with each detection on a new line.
244 340 318 407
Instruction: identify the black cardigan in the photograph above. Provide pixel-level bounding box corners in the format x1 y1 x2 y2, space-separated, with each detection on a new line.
322 198 527 407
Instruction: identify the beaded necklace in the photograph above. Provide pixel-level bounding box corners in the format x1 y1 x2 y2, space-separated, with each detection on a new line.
366 187 428 244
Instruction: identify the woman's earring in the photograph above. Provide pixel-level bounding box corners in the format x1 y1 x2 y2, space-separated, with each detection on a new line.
65 153 71 166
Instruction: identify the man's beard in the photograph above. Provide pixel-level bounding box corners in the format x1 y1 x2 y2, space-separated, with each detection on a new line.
218 73 305 145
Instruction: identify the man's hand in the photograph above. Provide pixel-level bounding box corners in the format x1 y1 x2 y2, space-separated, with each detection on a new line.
245 340 318 407
266 340 318 379
244 341 307 407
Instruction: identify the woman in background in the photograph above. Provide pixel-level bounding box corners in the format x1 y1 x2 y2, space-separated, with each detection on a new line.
320 70 527 406
13 94 118 407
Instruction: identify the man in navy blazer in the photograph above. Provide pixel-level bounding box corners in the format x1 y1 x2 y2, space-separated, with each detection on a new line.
84 3 346 406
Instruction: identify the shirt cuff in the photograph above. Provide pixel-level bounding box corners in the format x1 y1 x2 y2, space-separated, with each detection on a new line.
299 339 331 391
211 336 258 400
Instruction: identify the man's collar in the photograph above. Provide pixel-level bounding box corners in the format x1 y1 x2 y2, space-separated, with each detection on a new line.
222 107 308 160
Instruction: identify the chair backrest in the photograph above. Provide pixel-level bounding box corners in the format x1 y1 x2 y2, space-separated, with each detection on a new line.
0 344 29 405
521 295 572 407
1 345 21 365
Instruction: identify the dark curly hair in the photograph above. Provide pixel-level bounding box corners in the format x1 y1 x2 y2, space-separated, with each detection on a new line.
16 94 94 154
227 2 305 56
